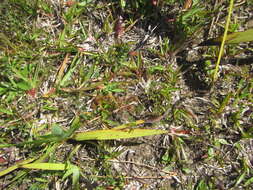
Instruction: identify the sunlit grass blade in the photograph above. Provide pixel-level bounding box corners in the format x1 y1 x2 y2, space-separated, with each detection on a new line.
0 158 35 177
113 120 145 129
63 116 81 138
5 144 60 186
72 128 167 141
59 53 81 87
55 53 70 86
0 143 16 148
62 163 80 188
21 163 67 171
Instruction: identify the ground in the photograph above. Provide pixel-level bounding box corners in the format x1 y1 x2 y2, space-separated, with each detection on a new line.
0 0 253 189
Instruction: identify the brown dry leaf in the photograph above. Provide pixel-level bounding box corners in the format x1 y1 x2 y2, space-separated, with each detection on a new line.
42 88 56 98
65 1 76 7
151 0 158 6
55 53 70 85
114 16 124 39
26 88 37 98
183 0 192 10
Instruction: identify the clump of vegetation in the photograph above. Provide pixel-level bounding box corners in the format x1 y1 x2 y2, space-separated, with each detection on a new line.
1 0 253 189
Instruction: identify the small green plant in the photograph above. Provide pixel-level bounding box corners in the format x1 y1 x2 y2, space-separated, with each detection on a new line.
0 117 167 185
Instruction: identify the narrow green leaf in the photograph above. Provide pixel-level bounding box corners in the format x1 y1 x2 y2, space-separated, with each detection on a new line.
235 171 246 186
21 163 67 171
59 54 81 87
217 93 232 114
7 144 60 185
72 166 80 187
0 143 15 148
64 116 80 138
51 124 66 137
199 28 253 46
113 120 145 129
245 176 253 186
78 0 93 6
62 167 73 180
0 107 13 115
217 139 229 145
0 158 35 177
224 28 253 44
72 128 167 141
16 81 31 90
62 164 80 187
16 136 62 147
196 179 208 190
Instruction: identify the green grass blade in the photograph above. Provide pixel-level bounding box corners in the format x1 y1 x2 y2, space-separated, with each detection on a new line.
200 28 253 46
0 158 35 177
59 54 81 87
0 143 16 148
4 144 59 186
245 176 253 186
113 120 145 129
72 128 167 141
21 163 67 171
226 28 253 44
64 116 81 138
225 28 253 43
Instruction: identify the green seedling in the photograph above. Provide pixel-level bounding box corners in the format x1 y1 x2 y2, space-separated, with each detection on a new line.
10 65 37 91
0 117 167 181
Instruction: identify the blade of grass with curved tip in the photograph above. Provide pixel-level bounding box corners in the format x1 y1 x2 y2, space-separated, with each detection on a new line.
4 143 60 188
72 128 167 141
0 158 35 178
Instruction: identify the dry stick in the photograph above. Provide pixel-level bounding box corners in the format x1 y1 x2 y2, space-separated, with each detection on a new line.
213 0 234 82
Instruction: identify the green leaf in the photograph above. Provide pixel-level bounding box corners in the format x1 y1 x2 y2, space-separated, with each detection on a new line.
21 163 67 171
0 87 7 95
59 54 81 87
195 179 208 190
15 136 62 147
0 143 15 148
51 124 66 137
64 116 81 138
6 144 59 185
72 166 80 187
0 158 35 177
16 81 32 90
235 171 246 186
78 0 93 7
217 139 229 145
120 0 126 9
72 128 167 141
0 106 13 115
62 164 80 187
245 176 253 186
199 28 253 46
